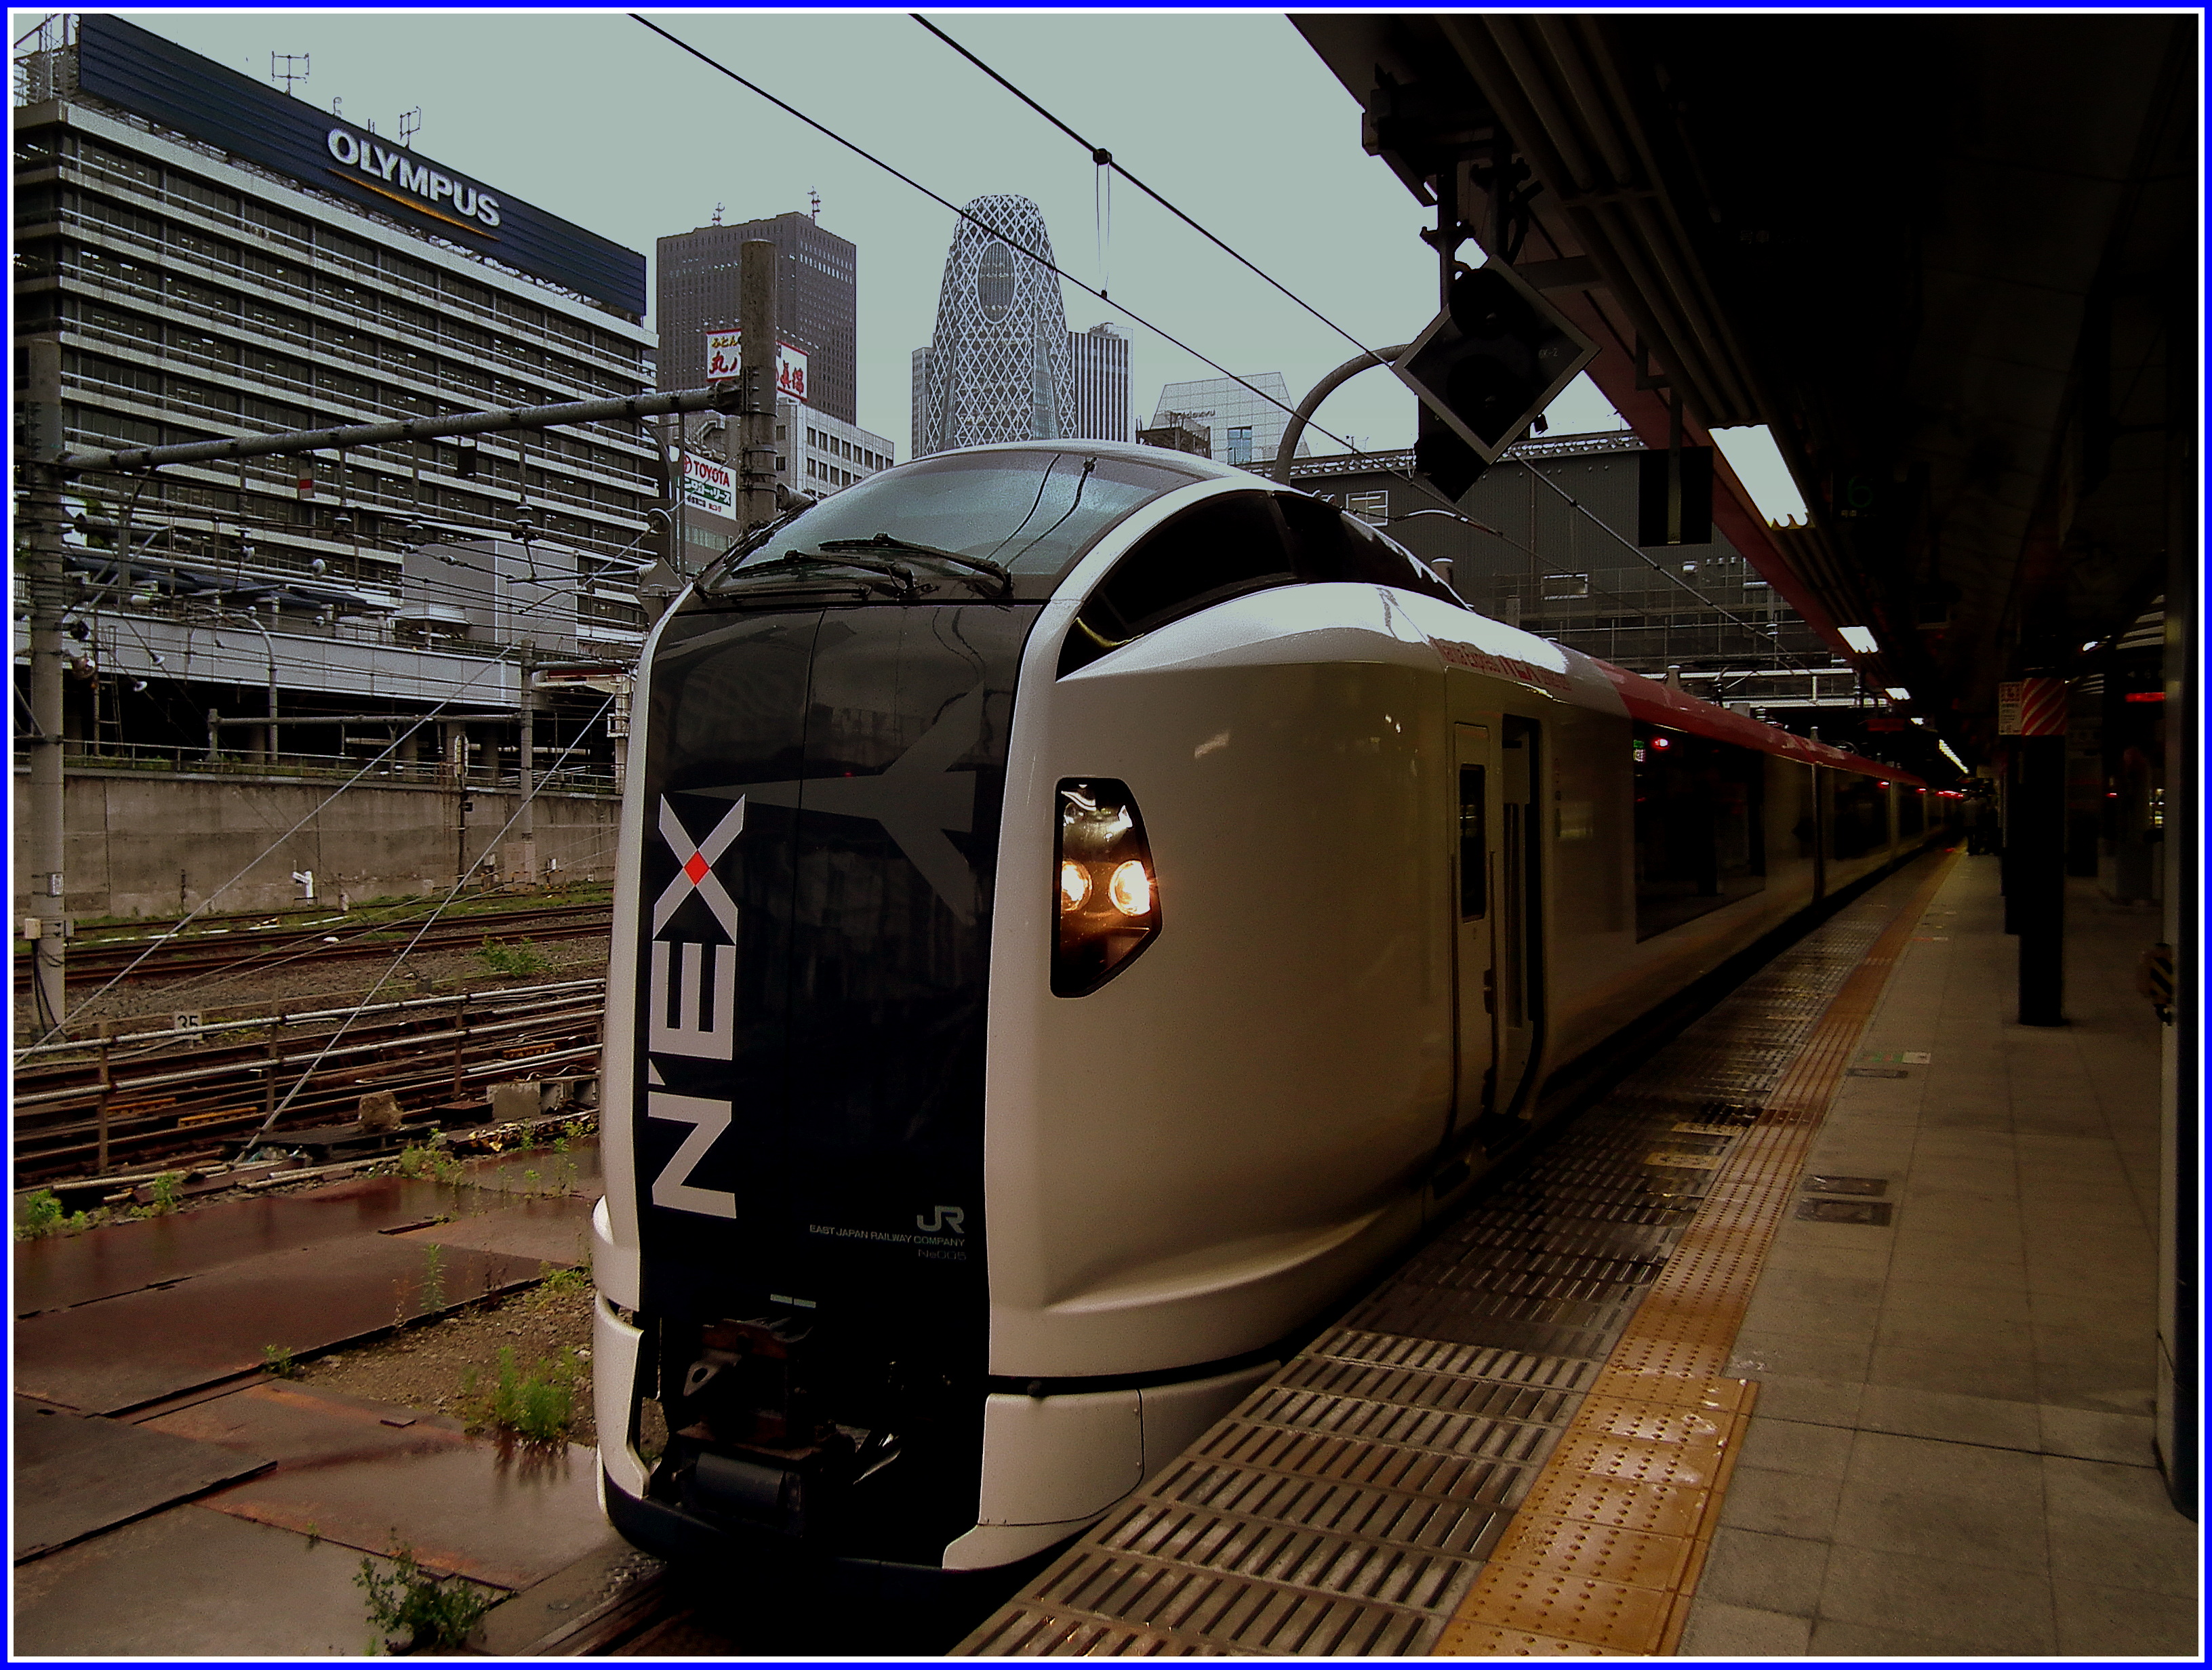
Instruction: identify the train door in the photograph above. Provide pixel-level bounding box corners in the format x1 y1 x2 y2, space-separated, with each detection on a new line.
1451 723 1497 1137
1493 717 1545 1122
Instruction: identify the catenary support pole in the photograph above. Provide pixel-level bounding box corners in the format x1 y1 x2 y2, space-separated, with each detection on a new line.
2013 732 2066 1025
23 336 71 1031
738 239 779 537
515 640 537 885
1268 345 1410 484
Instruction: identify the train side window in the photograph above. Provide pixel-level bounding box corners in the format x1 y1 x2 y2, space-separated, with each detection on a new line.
1830 775 1887 859
1460 766 1487 918
1058 492 1293 675
1632 727 1766 941
1276 492 1463 609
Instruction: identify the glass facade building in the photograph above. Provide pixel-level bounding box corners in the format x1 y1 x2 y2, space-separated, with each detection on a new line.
1149 373 1310 468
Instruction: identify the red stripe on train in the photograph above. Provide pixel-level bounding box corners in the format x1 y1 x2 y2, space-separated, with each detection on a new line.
1590 658 1924 787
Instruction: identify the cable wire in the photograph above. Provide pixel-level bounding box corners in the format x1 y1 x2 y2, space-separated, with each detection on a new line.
245 690 617 1147
902 17 1807 651
628 14 1377 464
23 651 523 1051
910 14 1387 365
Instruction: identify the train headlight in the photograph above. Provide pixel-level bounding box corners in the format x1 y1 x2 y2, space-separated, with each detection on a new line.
1053 779 1160 996
1059 862 1092 911
1107 860 1152 916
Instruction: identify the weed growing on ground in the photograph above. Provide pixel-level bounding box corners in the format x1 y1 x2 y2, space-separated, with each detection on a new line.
16 1189 95 1240
526 1265 591 1309
262 1343 301 1379
356 1541 491 1653
420 1244 446 1315
475 935 550 977
134 1172 184 1217
393 1141 464 1185
461 1345 578 1444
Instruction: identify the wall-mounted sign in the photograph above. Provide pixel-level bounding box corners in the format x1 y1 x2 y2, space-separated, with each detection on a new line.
75 14 646 317
1996 676 2068 736
703 329 809 402
681 453 736 518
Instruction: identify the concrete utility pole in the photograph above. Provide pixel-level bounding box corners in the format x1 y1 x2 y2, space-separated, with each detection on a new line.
22 338 71 1030
738 239 779 537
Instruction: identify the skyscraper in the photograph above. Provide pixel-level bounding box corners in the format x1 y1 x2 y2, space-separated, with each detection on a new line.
656 211 857 424
910 197 1129 457
1148 374 1311 468
1069 323 1131 445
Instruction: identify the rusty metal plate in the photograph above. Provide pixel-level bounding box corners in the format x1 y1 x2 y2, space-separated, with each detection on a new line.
14 1398 272 1562
145 1381 616 1591
11 1502 443 1658
16 1236 548 1414
1794 1198 1895 1225
460 1137 603 1198
12 1175 479 1319
394 1194 595 1267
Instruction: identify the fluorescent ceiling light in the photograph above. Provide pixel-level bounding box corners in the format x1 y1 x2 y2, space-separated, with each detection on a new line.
1939 741 1967 771
1710 425 1811 528
1884 686 1912 701
1837 626 1879 654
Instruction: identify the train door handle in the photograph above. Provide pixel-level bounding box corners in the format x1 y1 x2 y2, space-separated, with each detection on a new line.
1483 968 1495 1015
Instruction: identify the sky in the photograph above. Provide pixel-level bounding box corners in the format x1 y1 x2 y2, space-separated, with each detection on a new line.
119 9 1627 457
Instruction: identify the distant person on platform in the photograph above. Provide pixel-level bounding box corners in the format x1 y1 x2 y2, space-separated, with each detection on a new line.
1968 799 2001 856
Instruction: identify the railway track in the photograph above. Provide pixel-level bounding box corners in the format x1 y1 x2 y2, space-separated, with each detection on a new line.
39 899 614 990
12 977 607 1185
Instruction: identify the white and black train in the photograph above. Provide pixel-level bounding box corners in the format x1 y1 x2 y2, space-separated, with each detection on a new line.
589 440 1932 1579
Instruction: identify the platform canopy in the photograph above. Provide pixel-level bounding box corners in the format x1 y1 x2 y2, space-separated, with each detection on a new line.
1294 14 2194 753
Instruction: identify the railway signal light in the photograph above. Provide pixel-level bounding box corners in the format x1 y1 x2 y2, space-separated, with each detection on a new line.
1394 262 1596 495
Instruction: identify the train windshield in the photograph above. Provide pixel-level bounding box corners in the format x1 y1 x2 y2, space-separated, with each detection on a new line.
696 449 1202 600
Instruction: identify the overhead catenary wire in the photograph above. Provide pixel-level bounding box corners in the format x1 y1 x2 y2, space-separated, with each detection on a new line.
910 14 1389 367
245 689 617 1148
902 16 1810 656
627 14 1377 466
22 649 527 1052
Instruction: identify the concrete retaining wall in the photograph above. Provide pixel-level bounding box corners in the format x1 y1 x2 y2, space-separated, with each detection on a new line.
13 768 622 920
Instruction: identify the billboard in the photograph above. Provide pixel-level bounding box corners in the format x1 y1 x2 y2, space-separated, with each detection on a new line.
681 453 736 518
703 329 810 403
74 15 647 318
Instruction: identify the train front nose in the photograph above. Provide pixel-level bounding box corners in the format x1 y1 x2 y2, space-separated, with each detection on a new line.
623 600 1037 1564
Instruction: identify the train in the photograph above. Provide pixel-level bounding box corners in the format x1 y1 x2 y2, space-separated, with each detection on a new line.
587 438 1934 1582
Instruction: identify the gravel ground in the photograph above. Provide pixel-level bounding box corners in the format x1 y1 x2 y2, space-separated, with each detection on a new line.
300 1279 601 1449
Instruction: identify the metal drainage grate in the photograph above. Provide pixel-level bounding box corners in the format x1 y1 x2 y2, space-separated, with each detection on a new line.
1803 1174 1889 1196
1795 1198 1895 1225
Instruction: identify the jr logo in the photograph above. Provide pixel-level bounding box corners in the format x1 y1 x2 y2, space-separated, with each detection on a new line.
915 1204 966 1235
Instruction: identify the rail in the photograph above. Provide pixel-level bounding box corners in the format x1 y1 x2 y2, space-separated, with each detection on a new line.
14 975 611 1180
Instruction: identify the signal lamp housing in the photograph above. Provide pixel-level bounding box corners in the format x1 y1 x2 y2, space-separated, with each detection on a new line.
1053 779 1160 996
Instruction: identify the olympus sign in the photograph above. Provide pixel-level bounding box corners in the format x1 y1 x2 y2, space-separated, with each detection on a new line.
325 128 502 233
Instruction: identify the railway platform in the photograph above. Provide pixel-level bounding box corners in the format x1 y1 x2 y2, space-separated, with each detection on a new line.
10 847 2191 1658
959 849 2196 1658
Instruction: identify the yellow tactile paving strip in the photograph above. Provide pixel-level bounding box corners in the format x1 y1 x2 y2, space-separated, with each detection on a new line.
1434 852 1960 1657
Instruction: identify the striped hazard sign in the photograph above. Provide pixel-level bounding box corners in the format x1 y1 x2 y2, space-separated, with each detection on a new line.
1998 675 2068 735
